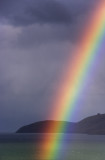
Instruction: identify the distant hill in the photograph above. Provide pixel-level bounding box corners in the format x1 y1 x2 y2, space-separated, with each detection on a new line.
16 113 105 135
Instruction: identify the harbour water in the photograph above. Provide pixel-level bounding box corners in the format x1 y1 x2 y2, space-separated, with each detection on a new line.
0 133 105 160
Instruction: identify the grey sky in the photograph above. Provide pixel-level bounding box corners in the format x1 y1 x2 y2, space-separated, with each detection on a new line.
0 0 105 132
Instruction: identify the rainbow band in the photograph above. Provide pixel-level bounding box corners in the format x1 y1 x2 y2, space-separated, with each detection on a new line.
40 1 105 160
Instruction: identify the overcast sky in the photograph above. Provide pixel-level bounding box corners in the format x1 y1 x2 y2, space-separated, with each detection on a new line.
0 0 105 132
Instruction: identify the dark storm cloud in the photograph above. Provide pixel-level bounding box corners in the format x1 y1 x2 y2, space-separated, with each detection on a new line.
0 0 99 49
0 0 71 26
26 0 71 24
0 0 99 26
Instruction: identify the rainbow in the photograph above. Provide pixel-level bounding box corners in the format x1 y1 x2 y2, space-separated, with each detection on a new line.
40 1 105 160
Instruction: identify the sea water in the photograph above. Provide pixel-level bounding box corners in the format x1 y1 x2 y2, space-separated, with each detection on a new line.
0 133 105 160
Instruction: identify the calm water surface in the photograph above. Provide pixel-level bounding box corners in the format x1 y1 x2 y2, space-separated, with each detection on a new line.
0 133 105 160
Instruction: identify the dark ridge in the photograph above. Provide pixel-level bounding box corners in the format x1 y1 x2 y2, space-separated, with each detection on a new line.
16 113 105 135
